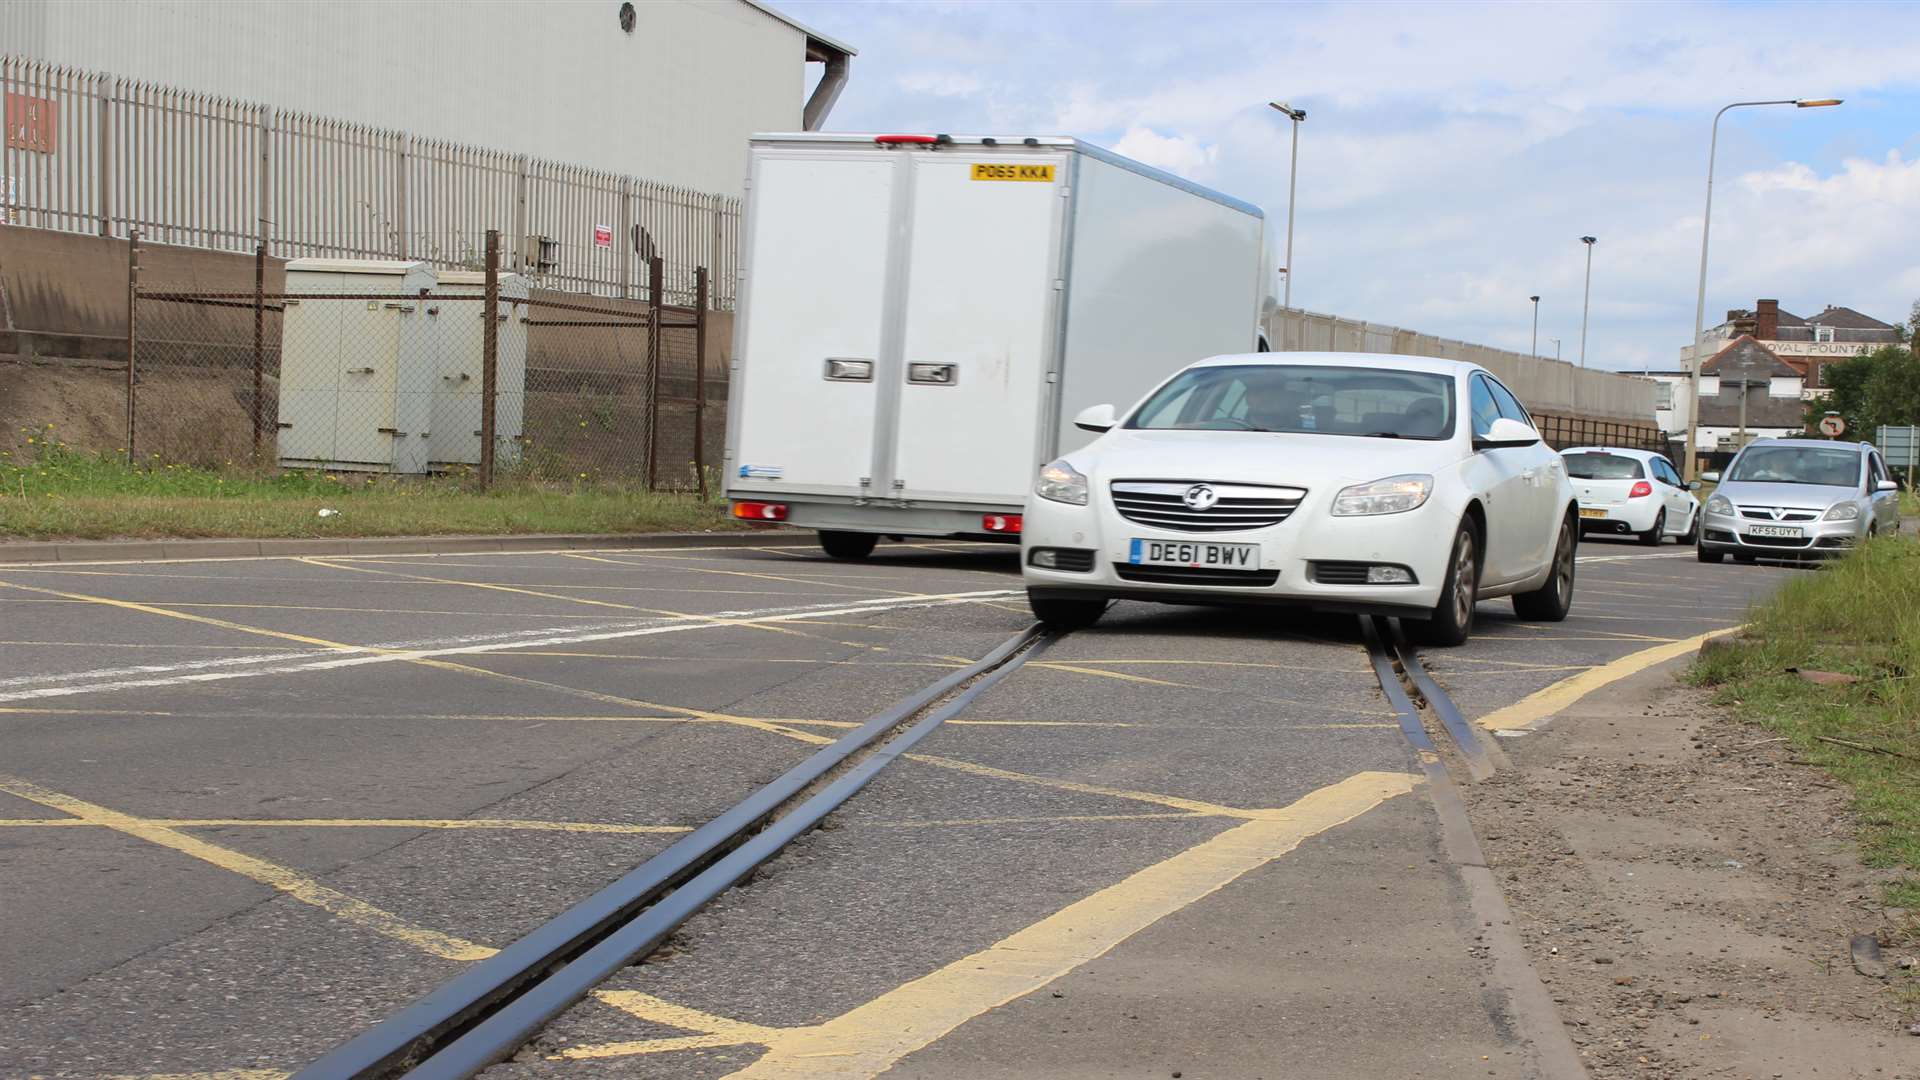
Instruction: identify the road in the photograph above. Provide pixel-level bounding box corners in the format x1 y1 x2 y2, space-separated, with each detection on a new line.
0 536 1794 1078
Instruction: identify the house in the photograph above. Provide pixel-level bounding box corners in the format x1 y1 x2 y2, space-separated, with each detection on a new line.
1693 336 1808 450
1681 299 1902 399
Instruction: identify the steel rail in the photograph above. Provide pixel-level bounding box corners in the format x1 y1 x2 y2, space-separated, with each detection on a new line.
1361 616 1435 754
295 624 1047 1080
1390 626 1496 780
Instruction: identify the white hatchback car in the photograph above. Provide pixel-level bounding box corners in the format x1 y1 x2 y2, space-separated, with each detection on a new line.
1562 446 1701 546
1022 353 1579 645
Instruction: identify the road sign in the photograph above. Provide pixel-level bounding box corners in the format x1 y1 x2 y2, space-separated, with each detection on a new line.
1877 425 1917 469
1819 414 1846 437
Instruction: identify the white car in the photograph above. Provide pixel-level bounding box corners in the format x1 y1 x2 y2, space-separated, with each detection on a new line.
1563 446 1701 546
1021 353 1579 645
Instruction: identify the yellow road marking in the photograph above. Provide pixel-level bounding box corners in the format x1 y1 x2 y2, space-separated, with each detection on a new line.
0 775 494 961
495 650 969 671
1476 626 1744 731
1057 657 1373 674
867 811 1205 829
105 1071 290 1080
1029 661 1391 717
0 581 378 653
0 579 836 744
564 551 925 599
903 753 1276 821
0 816 690 834
567 771 1420 1070
0 596 625 620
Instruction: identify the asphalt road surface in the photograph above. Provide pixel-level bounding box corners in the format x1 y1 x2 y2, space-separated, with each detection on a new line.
0 534 1796 1078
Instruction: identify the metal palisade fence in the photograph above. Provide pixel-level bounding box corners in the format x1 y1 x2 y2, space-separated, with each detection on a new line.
2 57 738 308
126 230 720 493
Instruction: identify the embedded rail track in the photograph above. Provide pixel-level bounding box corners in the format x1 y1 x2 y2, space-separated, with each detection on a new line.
295 625 1052 1080
298 612 1498 1080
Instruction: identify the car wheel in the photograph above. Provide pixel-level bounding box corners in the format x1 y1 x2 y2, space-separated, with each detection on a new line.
818 530 878 560
1027 591 1106 630
1680 508 1700 544
1638 509 1665 547
1408 520 1479 647
1696 544 1723 564
1513 514 1575 622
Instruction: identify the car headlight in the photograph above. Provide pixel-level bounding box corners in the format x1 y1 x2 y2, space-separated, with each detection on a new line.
1705 494 1733 516
1035 459 1089 506
1822 502 1861 521
1331 474 1433 516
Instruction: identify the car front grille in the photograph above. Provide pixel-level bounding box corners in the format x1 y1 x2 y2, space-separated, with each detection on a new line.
1737 506 1820 522
1110 480 1305 533
1113 564 1281 587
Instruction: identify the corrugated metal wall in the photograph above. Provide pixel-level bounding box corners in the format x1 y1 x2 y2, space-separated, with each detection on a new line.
0 0 804 198
1268 307 1657 423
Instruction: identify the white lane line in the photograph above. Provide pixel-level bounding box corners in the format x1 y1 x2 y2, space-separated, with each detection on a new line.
1575 550 1699 564
0 589 1023 704
0 542 816 570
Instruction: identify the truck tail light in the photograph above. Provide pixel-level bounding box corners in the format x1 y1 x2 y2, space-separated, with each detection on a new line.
732 501 788 521
982 514 1022 533
1628 481 1652 499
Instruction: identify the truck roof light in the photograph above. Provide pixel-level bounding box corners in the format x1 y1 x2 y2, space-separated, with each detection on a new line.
875 135 938 144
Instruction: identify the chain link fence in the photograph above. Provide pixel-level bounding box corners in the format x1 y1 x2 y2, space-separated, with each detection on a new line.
124 229 719 492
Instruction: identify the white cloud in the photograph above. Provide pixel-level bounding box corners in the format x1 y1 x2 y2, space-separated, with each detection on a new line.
1110 126 1219 181
777 0 1920 371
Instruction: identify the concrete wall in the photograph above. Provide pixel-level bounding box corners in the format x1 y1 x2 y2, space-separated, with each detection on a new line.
1 0 809 196
0 224 285 363
1267 306 1657 424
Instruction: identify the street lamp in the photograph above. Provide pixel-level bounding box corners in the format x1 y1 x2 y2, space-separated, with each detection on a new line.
1682 97 1842 481
1577 237 1596 370
1268 100 1305 309
1529 295 1540 358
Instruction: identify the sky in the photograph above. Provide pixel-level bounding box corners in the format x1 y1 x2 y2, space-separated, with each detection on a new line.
779 0 1920 371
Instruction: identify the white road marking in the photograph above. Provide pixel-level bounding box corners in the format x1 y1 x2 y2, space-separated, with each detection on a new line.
0 589 1023 704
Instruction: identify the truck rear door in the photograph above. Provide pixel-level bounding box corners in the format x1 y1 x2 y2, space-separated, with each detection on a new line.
886 153 1068 504
730 149 896 496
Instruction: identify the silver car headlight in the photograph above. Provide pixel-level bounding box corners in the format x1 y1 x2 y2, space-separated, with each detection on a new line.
1705 494 1733 516
1331 474 1433 516
1035 459 1089 506
1822 502 1861 521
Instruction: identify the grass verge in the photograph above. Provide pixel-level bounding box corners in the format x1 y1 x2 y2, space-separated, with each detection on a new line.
1691 535 1920 953
0 441 742 540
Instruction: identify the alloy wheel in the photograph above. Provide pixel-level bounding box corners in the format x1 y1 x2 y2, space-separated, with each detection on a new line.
1452 533 1478 628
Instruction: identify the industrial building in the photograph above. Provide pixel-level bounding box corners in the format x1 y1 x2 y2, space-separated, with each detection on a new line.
1 0 852 198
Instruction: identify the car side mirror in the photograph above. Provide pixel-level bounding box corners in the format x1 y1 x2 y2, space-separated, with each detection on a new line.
1687 480 1702 491
1876 479 1899 493
1472 417 1539 451
1073 403 1118 433
1701 471 1721 483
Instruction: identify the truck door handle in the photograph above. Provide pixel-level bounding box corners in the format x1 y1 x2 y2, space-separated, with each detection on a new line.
907 362 957 386
823 358 874 382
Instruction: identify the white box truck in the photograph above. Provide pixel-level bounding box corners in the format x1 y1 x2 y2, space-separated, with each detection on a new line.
724 133 1274 558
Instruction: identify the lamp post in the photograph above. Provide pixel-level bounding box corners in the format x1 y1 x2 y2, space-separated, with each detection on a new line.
1529 295 1540 358
1577 237 1596 370
1682 97 1842 481
1268 101 1305 309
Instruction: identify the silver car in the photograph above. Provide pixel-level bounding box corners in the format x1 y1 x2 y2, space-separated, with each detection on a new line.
1697 438 1902 563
